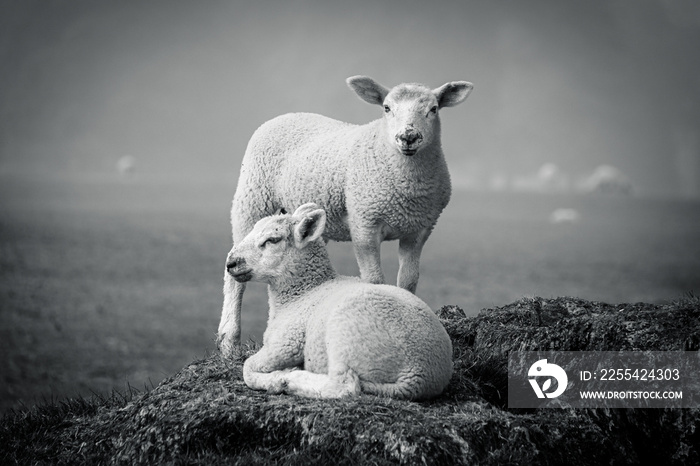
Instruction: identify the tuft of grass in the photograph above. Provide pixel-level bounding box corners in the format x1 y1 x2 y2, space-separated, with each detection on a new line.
2 297 700 465
0 387 140 465
674 290 700 308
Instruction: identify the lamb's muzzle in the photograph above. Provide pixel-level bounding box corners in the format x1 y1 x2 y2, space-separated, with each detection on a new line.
225 255 238 272
226 256 252 282
396 126 423 155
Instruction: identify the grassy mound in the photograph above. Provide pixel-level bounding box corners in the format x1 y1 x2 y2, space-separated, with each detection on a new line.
2 296 699 465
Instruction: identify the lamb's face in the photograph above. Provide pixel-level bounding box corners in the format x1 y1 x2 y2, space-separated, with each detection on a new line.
383 84 440 157
226 204 327 284
226 216 293 284
346 76 473 158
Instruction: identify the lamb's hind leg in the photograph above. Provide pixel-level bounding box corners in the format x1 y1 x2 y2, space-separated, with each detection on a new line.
218 196 278 356
217 271 244 356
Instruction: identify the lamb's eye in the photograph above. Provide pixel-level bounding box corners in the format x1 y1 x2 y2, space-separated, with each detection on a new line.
384 105 391 113
262 237 282 248
429 106 438 114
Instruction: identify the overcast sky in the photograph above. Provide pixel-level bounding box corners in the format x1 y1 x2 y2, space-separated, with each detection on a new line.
1 0 699 197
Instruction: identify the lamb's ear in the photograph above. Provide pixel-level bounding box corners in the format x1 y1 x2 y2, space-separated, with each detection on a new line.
433 81 473 108
292 202 321 218
346 76 389 106
293 209 326 249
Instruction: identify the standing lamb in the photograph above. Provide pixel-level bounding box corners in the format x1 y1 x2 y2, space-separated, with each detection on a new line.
228 204 453 400
218 76 473 354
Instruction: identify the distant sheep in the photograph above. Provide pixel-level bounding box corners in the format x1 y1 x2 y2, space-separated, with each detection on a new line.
579 165 632 195
218 76 473 354
116 155 136 176
536 163 569 192
549 208 580 224
227 204 453 400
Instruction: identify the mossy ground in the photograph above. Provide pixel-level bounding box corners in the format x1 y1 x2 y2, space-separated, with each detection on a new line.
2 296 699 465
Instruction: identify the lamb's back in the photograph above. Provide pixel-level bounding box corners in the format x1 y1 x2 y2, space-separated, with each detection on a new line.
303 278 452 385
244 113 365 238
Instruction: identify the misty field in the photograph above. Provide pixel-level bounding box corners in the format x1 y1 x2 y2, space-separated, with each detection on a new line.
1 173 699 414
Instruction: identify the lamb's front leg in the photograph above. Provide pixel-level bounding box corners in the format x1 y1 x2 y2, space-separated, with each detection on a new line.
281 367 361 398
351 227 385 285
397 227 431 293
243 346 302 393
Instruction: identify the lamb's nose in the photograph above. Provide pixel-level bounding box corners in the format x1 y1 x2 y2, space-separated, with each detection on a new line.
397 131 423 146
226 256 243 274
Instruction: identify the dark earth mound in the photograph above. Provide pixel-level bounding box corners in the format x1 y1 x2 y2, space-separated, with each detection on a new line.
2 296 699 465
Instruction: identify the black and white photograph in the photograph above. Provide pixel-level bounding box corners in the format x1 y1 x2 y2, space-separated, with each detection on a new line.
2 0 700 463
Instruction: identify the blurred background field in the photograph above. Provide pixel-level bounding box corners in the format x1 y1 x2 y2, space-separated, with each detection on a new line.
1 172 699 414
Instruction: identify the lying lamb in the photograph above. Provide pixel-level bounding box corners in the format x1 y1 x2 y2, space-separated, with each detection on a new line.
219 75 473 354
227 204 453 400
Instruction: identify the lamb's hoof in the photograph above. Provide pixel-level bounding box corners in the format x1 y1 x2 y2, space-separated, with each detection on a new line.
267 368 298 394
216 332 239 359
267 376 288 395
